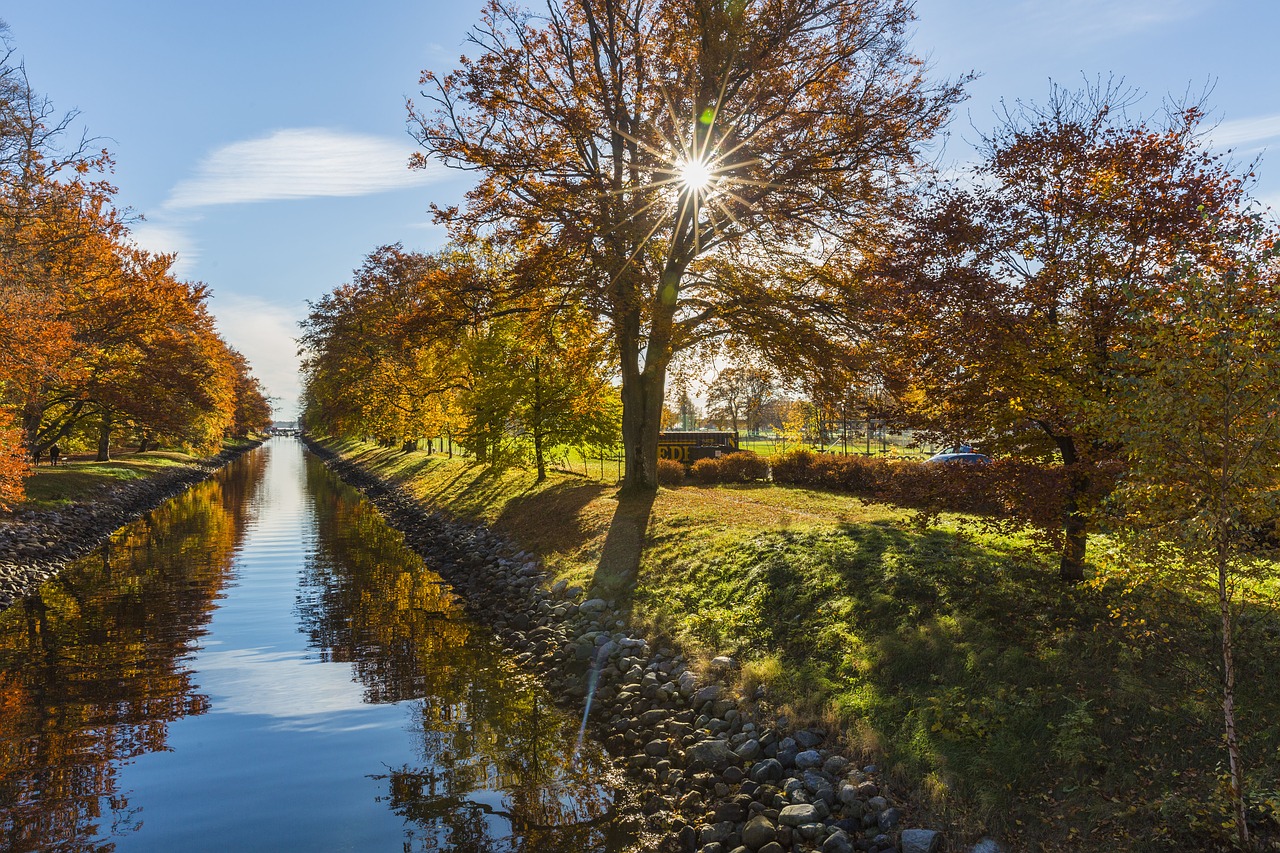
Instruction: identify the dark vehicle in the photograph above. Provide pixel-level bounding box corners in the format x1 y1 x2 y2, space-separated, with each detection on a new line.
657 431 739 464
925 451 992 464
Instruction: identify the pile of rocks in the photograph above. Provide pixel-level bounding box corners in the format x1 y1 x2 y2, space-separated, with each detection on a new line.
0 442 261 612
310 441 987 853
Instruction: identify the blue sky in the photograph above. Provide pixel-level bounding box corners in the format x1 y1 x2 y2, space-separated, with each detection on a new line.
5 1 1279 418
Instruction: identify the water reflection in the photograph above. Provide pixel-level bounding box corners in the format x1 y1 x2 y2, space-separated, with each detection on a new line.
0 444 635 853
300 456 633 853
0 452 266 853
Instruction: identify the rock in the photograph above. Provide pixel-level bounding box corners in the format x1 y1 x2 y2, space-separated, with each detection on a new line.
698 821 734 845
778 803 820 827
741 814 777 851
821 829 854 853
644 739 670 757
794 749 822 770
757 844 785 853
687 739 737 771
710 655 737 670
579 597 608 614
900 829 941 853
969 839 1008 853
736 738 763 760
877 806 902 831
794 729 824 748
749 758 784 784
693 684 724 705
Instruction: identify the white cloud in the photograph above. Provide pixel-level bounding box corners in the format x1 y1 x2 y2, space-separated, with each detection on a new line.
165 128 441 209
1017 0 1206 41
209 293 304 419
129 220 201 279
194 646 378 724
1210 114 1280 149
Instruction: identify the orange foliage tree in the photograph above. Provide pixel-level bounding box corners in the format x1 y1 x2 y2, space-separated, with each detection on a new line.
867 82 1254 580
0 26 270 490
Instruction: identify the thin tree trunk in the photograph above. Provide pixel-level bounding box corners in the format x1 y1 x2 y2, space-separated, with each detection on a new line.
532 355 546 482
1218 542 1250 848
1054 435 1087 582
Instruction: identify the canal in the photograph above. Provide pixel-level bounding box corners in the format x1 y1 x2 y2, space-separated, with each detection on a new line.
0 438 636 852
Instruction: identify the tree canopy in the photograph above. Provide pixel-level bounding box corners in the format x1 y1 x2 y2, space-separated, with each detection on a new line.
410 0 966 490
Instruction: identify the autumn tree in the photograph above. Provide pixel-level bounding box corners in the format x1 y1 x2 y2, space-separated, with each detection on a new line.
410 0 965 491
227 349 273 438
300 242 620 473
0 409 27 510
870 81 1252 580
1103 222 1280 848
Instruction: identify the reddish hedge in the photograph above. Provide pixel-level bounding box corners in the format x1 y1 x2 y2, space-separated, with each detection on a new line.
690 451 770 485
769 450 1118 546
657 457 686 486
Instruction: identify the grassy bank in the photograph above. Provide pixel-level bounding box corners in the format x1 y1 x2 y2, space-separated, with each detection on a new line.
325 437 1280 851
19 440 259 511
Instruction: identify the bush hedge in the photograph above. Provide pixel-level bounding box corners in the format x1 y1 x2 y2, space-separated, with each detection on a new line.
689 451 770 485
657 457 686 486
769 450 1118 545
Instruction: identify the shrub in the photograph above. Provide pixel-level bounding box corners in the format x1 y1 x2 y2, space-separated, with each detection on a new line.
767 449 1117 546
657 457 686 486
690 450 769 485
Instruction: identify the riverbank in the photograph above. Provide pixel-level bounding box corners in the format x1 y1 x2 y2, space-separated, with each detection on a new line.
0 438 263 611
308 436 957 853
308 436 1280 853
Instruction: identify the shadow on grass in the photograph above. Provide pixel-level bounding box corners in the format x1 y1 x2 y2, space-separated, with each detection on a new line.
494 479 612 562
588 490 656 619
635 516 1280 848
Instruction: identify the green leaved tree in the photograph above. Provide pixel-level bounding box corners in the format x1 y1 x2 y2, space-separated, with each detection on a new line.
1106 220 1280 849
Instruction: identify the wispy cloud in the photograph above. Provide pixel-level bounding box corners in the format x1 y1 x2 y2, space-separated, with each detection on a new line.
1210 114 1280 149
165 128 440 209
129 219 201 278
1017 0 1206 41
208 293 304 418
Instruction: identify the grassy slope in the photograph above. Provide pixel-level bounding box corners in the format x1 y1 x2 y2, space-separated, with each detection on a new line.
329 437 1280 851
18 440 257 510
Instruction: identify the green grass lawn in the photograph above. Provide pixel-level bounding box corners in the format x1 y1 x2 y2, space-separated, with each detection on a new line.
16 443 254 510
324 437 1280 851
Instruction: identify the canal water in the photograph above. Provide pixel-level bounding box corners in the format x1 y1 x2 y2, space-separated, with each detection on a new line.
0 438 635 852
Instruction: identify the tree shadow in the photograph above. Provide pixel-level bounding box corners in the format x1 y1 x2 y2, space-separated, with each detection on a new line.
493 479 612 562
588 490 656 620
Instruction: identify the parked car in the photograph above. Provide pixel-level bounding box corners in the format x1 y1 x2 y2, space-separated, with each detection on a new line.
925 451 992 464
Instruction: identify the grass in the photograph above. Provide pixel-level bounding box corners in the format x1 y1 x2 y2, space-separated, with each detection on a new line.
17 440 256 510
324 436 1280 851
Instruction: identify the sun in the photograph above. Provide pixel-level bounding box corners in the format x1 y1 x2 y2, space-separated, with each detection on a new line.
678 157 714 192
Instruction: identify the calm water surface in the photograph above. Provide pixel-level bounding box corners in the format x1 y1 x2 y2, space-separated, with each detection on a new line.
0 439 633 852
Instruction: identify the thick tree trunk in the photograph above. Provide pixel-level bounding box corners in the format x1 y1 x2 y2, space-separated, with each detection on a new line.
618 334 668 493
96 416 113 462
618 268 681 493
402 438 417 453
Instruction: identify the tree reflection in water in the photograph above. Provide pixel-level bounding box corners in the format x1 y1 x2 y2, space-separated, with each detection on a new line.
0 452 266 853
299 457 634 852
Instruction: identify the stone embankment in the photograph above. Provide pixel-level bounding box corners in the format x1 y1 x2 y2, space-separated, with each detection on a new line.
0 442 262 612
309 440 1003 853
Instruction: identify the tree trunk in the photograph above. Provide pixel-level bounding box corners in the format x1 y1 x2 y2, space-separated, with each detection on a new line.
96 415 113 462
402 438 417 453
618 270 679 493
1054 435 1087 582
532 355 546 482
1218 542 1250 848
